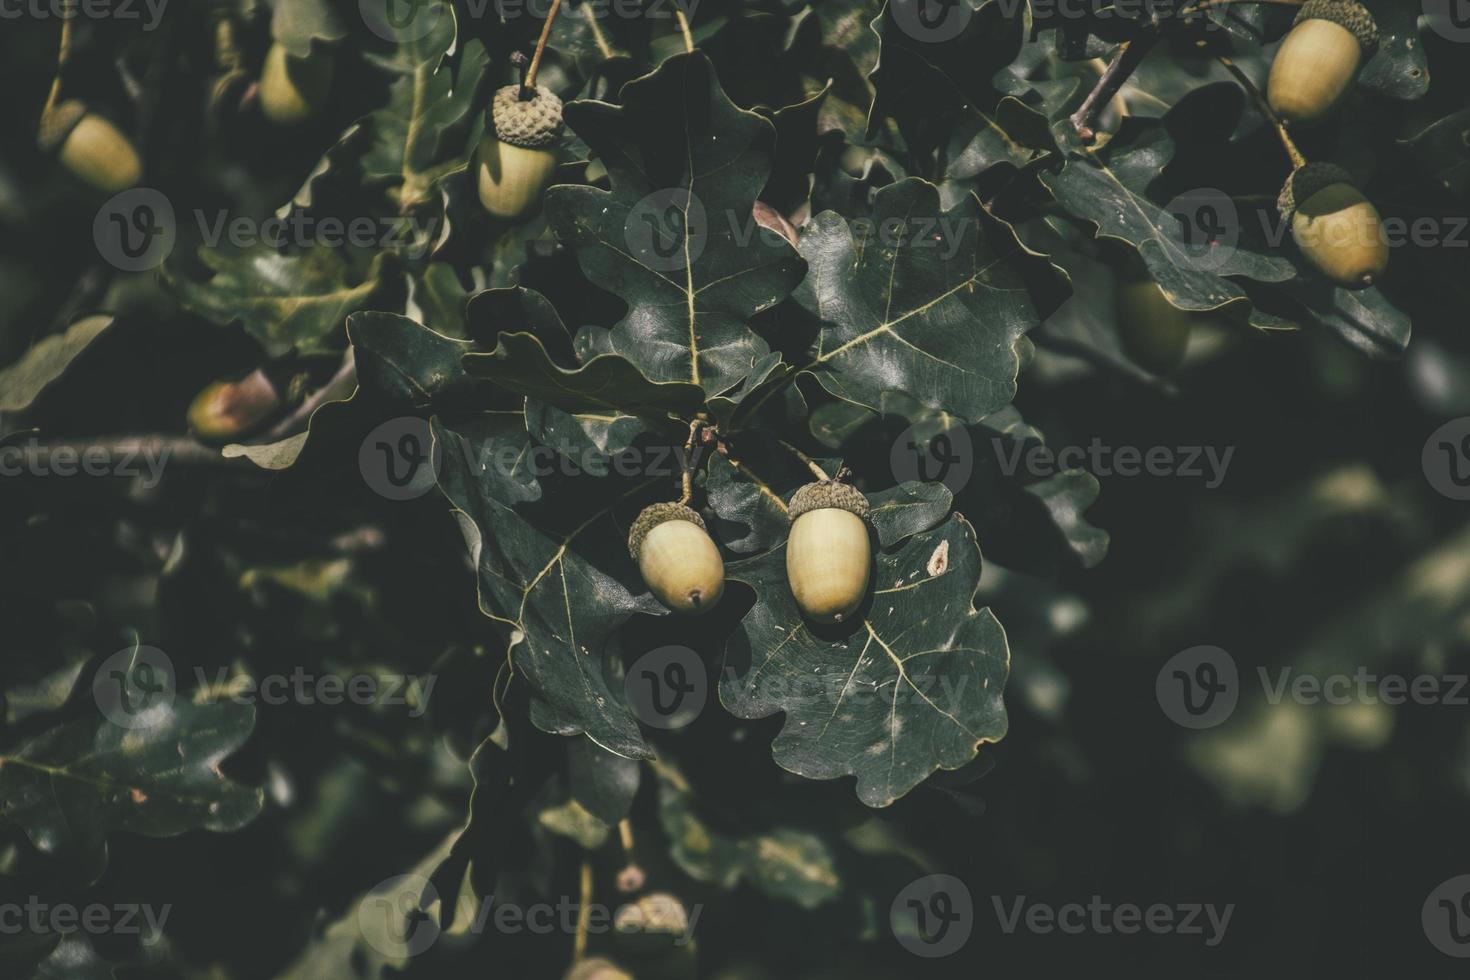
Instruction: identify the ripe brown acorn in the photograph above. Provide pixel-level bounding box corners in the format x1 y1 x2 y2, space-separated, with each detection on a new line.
629 503 725 615
1267 0 1377 125
786 481 871 625
477 84 562 221
259 42 334 124
1278 162 1388 289
1115 279 1192 374
38 100 141 193
187 368 283 442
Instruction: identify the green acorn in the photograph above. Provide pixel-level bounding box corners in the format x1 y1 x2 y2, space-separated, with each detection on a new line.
186 368 283 443
38 100 141 193
477 84 562 221
786 481 871 625
1115 279 1192 374
1267 0 1377 125
1279 163 1388 289
629 503 725 615
259 42 334 124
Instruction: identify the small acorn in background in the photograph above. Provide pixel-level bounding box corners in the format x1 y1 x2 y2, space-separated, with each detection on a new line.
786 480 871 625
1278 162 1388 289
564 959 633 980
477 84 563 221
1115 279 1192 375
38 100 141 193
259 42 334 124
1267 0 1377 125
187 368 283 443
629 503 725 615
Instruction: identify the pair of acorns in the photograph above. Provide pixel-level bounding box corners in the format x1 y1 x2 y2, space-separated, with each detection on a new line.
1266 0 1388 289
629 482 873 625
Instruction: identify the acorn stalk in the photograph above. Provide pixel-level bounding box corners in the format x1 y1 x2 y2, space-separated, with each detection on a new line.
477 84 562 221
786 481 871 625
1267 0 1377 125
38 100 141 193
629 503 725 615
1279 162 1388 289
259 42 333 124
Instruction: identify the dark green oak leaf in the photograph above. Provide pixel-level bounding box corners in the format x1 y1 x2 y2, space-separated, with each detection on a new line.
721 515 1009 807
0 696 262 885
654 760 841 908
362 9 489 212
270 0 347 58
704 436 838 555
1358 0 1430 102
163 247 396 357
568 735 641 825
546 52 807 394
868 481 953 547
434 415 664 758
791 178 1065 424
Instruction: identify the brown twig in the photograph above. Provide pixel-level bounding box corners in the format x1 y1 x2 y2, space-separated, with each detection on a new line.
1216 54 1305 169
1069 33 1160 145
572 860 593 963
777 440 829 482
677 420 702 505
523 0 565 96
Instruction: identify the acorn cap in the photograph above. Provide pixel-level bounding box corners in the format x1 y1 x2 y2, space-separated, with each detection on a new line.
1278 162 1353 220
1295 0 1377 51
38 99 89 153
628 502 706 560
491 84 563 149
788 480 870 522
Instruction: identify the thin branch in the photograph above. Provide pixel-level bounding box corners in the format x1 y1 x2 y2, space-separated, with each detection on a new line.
777 440 830 482
673 2 695 53
1216 54 1305 169
4 435 238 472
676 420 701 505
262 350 357 441
572 860 593 964
43 16 73 117
1070 33 1160 145
523 0 565 95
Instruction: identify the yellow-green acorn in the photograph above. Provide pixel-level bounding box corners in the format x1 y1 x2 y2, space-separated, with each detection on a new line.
786 481 871 625
186 368 283 443
1278 162 1388 289
629 503 725 615
1115 279 1192 374
564 959 633 980
477 84 562 221
1267 0 1377 125
38 100 141 193
259 42 334 124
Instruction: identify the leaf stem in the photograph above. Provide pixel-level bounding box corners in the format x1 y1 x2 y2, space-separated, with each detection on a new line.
42 15 73 118
674 2 695 53
677 420 702 505
523 0 565 96
1216 54 1305 169
573 860 592 963
1070 32 1159 145
778 440 829 482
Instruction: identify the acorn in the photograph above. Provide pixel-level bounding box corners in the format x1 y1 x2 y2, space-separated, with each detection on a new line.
1115 279 1192 374
259 42 334 124
1267 0 1377 125
187 368 283 442
786 481 871 625
476 84 562 221
1278 162 1388 288
629 503 725 615
565 959 633 980
38 100 141 193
